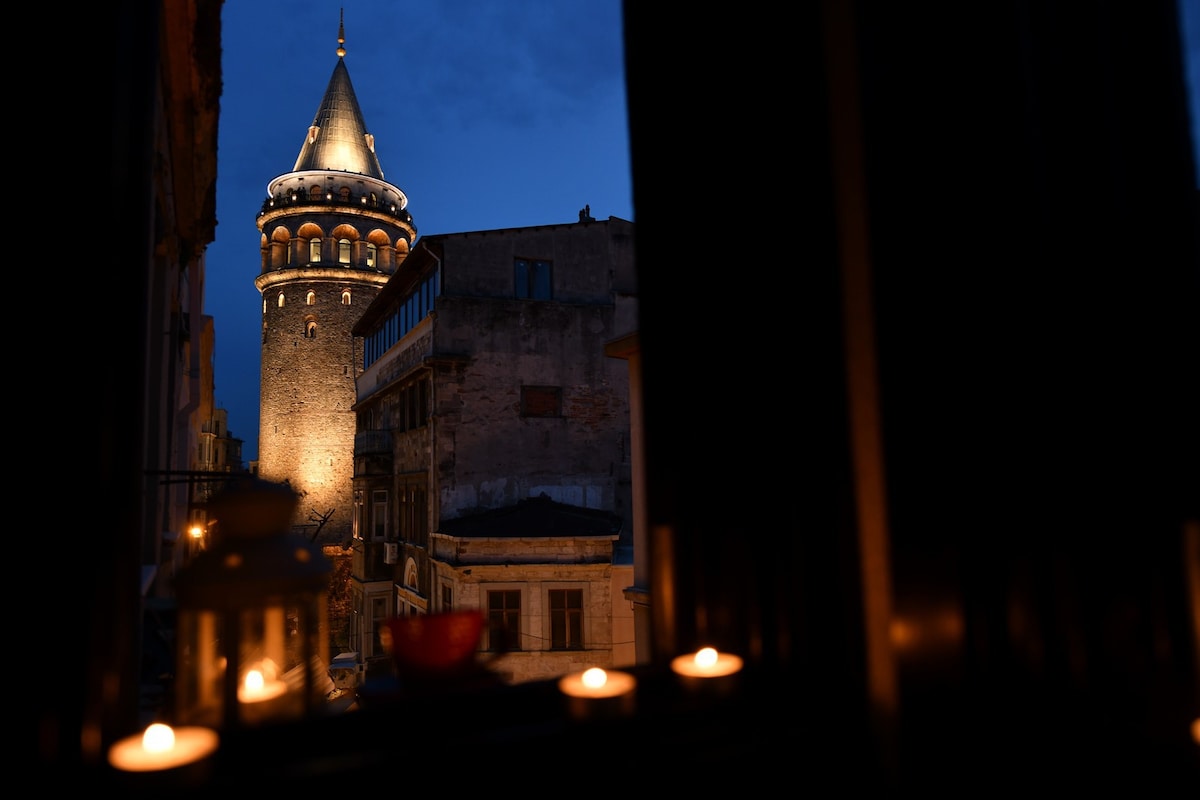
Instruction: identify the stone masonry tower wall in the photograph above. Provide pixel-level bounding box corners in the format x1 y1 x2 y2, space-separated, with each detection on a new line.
255 250 391 543
255 202 414 542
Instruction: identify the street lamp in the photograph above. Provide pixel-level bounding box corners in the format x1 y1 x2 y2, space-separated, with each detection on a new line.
173 477 333 728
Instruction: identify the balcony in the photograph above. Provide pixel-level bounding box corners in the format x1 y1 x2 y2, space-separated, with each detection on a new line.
353 432 393 477
258 191 414 225
354 430 392 455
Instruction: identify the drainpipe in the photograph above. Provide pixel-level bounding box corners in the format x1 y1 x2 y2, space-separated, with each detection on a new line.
418 238 442 598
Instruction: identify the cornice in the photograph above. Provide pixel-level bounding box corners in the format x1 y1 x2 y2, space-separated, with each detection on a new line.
254 266 393 292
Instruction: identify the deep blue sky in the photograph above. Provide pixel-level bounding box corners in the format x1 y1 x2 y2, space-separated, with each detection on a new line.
207 1 634 462
207 1 1200 465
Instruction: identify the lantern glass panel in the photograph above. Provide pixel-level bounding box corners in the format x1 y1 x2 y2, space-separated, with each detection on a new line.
173 478 333 729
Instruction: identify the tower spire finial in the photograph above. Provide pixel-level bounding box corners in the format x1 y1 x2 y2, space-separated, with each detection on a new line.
337 8 346 58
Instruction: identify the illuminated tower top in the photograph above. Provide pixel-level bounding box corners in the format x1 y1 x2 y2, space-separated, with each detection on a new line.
267 9 405 210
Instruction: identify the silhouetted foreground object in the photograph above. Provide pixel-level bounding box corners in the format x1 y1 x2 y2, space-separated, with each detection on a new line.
174 478 334 729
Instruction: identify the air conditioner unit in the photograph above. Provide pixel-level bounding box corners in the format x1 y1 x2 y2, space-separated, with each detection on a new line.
383 542 398 564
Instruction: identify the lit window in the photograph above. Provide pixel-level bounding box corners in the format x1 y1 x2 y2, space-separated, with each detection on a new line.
277 293 285 308
309 238 322 262
339 239 351 264
306 291 315 306
342 290 352 305
366 243 377 268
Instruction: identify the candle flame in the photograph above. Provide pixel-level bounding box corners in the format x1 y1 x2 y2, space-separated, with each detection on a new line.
582 667 608 688
244 669 265 693
142 723 175 753
694 647 719 668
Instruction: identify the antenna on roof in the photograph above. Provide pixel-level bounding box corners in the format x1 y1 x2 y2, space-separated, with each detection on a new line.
337 8 346 58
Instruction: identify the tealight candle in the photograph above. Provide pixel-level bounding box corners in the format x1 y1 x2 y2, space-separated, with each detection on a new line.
671 647 744 694
108 723 219 773
238 667 287 703
236 664 290 724
558 667 637 719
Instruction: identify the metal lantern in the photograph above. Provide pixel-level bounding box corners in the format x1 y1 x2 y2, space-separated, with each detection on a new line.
174 477 333 728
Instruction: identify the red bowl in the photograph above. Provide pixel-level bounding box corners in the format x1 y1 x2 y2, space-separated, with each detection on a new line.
383 610 486 676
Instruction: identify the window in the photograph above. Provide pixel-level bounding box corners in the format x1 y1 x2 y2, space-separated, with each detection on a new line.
338 238 351 264
309 238 322 262
398 478 427 543
521 386 561 418
549 589 584 650
353 489 364 540
486 590 521 652
362 271 441 370
371 489 388 541
338 187 351 202
306 291 315 305
349 596 362 652
514 258 552 299
366 243 376 268
407 380 427 429
370 596 388 656
309 185 323 201
305 321 317 339
395 379 429 433
441 584 452 612
342 290 351 305
277 292 285 308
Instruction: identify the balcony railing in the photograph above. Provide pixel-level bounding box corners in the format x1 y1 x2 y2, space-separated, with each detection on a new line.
259 192 414 225
354 430 393 456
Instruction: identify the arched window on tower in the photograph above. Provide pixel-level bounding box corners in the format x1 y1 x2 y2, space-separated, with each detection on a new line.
306 291 315 306
366 243 377 269
277 293 285 308
306 321 317 339
339 187 351 202
342 290 352 305
338 239 351 264
309 185 322 201
309 238 322 263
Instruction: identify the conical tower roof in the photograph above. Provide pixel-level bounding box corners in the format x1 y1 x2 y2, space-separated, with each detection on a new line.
291 15 385 179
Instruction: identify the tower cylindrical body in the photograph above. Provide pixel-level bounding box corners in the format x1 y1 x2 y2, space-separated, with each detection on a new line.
255 199 414 543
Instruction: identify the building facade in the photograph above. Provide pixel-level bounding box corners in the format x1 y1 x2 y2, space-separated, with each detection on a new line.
254 22 416 543
349 219 637 682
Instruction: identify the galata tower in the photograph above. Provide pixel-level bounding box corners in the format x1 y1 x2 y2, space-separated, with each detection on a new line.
254 16 415 543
